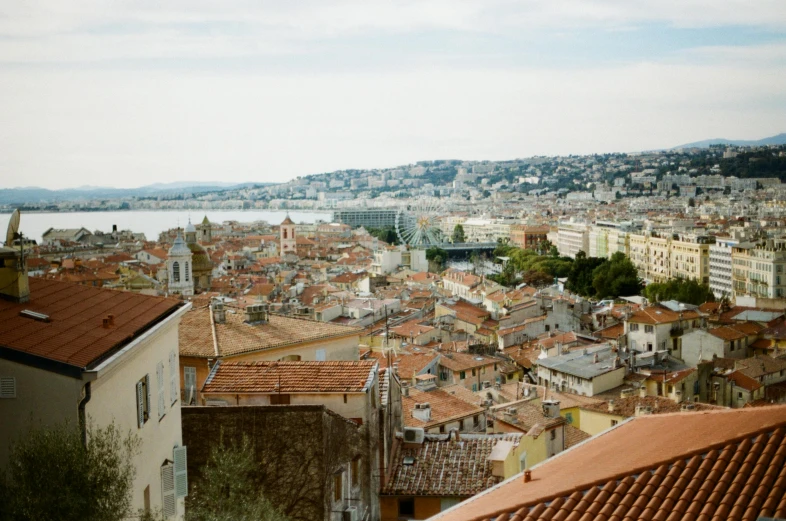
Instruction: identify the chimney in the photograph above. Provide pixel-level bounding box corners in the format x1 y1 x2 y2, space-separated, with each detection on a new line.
541 399 560 418
244 303 269 324
593 353 599 364
412 402 431 422
608 400 616 413
639 386 647 398
0 247 29 303
107 314 115 326
523 470 532 483
212 300 226 324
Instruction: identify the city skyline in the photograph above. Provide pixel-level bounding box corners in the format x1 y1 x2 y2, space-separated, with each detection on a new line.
1 1 785 189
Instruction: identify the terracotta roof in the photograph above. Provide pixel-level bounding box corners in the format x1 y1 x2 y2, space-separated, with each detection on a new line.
728 370 764 392
389 318 436 339
432 406 786 521
735 355 786 379
565 424 591 448
582 395 721 418
178 306 361 358
403 387 484 429
0 278 182 369
628 306 700 325
708 325 747 341
201 360 377 393
439 352 499 372
382 433 523 497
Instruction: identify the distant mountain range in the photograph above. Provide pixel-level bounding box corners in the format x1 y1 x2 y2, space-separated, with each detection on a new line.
672 133 786 149
0 182 270 205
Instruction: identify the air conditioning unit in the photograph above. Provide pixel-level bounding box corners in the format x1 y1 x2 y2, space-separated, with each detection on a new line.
403 427 425 444
506 407 518 415
343 507 358 521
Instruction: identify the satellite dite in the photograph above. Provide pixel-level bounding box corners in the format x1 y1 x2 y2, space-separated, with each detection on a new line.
1 209 30 303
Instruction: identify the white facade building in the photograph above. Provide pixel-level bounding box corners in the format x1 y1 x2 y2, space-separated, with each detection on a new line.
709 237 738 299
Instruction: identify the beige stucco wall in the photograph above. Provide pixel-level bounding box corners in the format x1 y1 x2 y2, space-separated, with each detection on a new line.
579 409 626 436
0 358 84 468
228 334 360 363
87 313 186 516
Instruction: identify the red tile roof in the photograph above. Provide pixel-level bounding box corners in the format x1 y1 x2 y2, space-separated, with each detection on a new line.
201 360 377 393
0 278 182 370
432 406 786 521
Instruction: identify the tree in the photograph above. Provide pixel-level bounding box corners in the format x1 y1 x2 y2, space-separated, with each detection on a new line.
0 421 139 521
186 435 288 521
548 245 559 258
592 252 642 299
451 224 466 243
522 270 554 288
642 278 715 306
426 246 448 272
566 251 606 297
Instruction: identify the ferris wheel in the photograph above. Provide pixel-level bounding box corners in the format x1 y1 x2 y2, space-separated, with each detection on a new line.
395 198 445 247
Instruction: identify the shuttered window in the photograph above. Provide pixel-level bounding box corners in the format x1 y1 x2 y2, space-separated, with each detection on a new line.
145 374 152 421
184 367 196 405
0 377 15 399
161 463 176 517
169 351 178 405
174 446 188 498
136 381 145 428
157 362 166 420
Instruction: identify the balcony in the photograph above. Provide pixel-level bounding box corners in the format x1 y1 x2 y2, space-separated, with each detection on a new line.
670 326 684 337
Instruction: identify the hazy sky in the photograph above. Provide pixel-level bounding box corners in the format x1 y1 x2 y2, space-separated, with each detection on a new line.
1 1 785 189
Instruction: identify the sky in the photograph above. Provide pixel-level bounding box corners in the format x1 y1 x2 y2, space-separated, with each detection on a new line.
0 1 785 189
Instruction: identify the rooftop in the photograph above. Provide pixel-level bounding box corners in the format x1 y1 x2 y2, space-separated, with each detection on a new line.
433 406 786 521
382 433 523 497
201 360 377 393
0 278 182 371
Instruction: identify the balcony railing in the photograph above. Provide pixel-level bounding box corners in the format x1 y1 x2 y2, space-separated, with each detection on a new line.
670 326 684 337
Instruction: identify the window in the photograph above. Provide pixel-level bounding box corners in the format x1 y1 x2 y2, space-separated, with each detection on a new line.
184 366 196 404
0 377 16 399
550 429 556 440
473 415 480 427
136 375 151 428
315 349 326 361
565 412 573 424
184 262 190 282
439 425 445 433
343 394 348 404
545 325 550 332
472 369 476 376
738 392 743 400
519 452 528 472
459 419 464 430
333 473 343 502
472 383 478 392
460 371 466 380
161 463 176 517
629 323 639 331
351 458 360 487
555 324 559 330
270 394 291 405
399 498 415 517
611 420 618 427
644 325 654 333
172 261 180 283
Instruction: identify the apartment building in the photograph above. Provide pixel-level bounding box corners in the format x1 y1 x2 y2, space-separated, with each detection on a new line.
731 240 786 299
510 225 550 250
627 232 712 284
709 237 738 299
332 208 398 229
556 222 590 258
588 221 633 259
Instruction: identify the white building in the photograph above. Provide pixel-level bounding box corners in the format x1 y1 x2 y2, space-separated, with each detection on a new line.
709 237 738 299
0 269 191 519
556 222 590 258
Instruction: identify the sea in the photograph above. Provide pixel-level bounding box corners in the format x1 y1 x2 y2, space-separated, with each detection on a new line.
0 209 332 244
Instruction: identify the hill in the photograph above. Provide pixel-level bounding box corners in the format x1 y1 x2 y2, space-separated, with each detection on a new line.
673 133 786 149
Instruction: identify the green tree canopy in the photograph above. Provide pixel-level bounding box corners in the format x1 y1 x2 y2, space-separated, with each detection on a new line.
451 224 466 243
0 421 139 521
186 436 288 521
566 251 607 297
642 278 715 306
425 246 448 272
592 252 642 299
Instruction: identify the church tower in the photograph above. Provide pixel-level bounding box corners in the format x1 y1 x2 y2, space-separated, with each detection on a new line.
198 215 212 243
280 214 297 257
167 232 194 296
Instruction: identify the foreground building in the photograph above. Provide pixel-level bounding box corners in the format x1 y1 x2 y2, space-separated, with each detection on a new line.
0 254 190 519
431 406 786 521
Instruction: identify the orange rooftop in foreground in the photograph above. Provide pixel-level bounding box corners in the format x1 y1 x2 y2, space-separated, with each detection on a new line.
430 406 786 521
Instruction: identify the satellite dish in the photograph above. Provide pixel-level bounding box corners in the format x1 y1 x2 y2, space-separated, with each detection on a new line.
5 209 20 247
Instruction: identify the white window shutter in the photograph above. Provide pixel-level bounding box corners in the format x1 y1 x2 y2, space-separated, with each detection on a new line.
136 381 145 428
169 351 178 405
161 463 176 517
145 374 152 420
157 362 165 419
173 446 188 498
